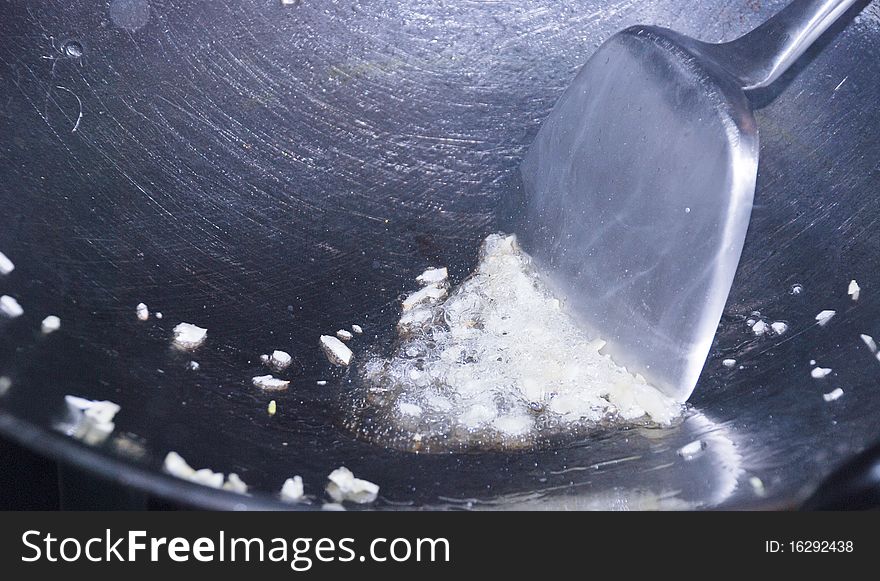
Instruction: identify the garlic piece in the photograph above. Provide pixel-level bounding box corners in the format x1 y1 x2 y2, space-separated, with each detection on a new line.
41 315 61 334
269 350 292 370
823 388 844 402
416 267 448 286
810 367 832 379
401 285 447 311
0 295 24 318
815 310 836 326
280 476 305 502
325 466 379 504
848 279 860 301
770 321 788 335
172 322 207 350
320 335 353 366
0 251 14 275
252 375 290 391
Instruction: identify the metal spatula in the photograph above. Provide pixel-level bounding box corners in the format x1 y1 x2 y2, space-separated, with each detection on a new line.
520 0 857 402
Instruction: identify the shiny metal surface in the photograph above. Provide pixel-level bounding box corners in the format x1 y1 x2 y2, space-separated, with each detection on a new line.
1 0 879 510
519 0 853 403
704 0 860 89
520 28 759 403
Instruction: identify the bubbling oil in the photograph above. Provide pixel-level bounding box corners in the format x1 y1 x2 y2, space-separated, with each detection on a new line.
343 234 682 453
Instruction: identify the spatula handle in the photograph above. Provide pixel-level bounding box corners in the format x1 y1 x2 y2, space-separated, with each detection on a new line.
713 0 859 90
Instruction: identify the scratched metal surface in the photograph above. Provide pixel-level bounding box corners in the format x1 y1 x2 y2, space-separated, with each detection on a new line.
0 0 879 510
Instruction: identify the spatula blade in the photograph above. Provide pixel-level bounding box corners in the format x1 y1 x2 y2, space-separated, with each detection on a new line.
520 26 759 402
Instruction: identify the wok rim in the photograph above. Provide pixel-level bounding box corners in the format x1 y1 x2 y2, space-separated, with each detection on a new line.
0 408 798 511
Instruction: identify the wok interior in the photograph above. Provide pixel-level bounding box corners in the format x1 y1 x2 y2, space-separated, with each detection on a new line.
0 0 879 509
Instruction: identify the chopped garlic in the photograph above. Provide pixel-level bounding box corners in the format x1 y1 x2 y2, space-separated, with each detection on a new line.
193 469 225 489
722 358 737 367
770 321 788 335
252 375 290 391
752 320 768 336
163 451 197 480
811 367 832 379
325 466 379 504
396 306 432 333
186 361 200 371
172 322 207 350
336 329 353 341
65 396 120 425
269 350 292 370
823 388 844 402
352 233 682 452
63 395 121 445
401 285 447 311
155 312 163 319
351 324 363 334
0 251 14 275
677 440 704 459
860 334 877 353
268 400 277 416
316 380 328 386
749 476 766 497
848 279 860 301
163 451 247 493
223 473 248 494
416 267 448 286
320 335 353 366
41 315 61 334
280 476 305 503
0 295 24 318
136 302 149 321
815 310 836 326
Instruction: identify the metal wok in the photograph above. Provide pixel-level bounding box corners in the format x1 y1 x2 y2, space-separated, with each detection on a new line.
1 0 879 510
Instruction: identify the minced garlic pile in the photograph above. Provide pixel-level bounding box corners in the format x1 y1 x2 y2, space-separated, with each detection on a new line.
345 233 681 452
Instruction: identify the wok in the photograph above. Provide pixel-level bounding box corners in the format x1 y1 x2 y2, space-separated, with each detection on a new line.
1 0 879 510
